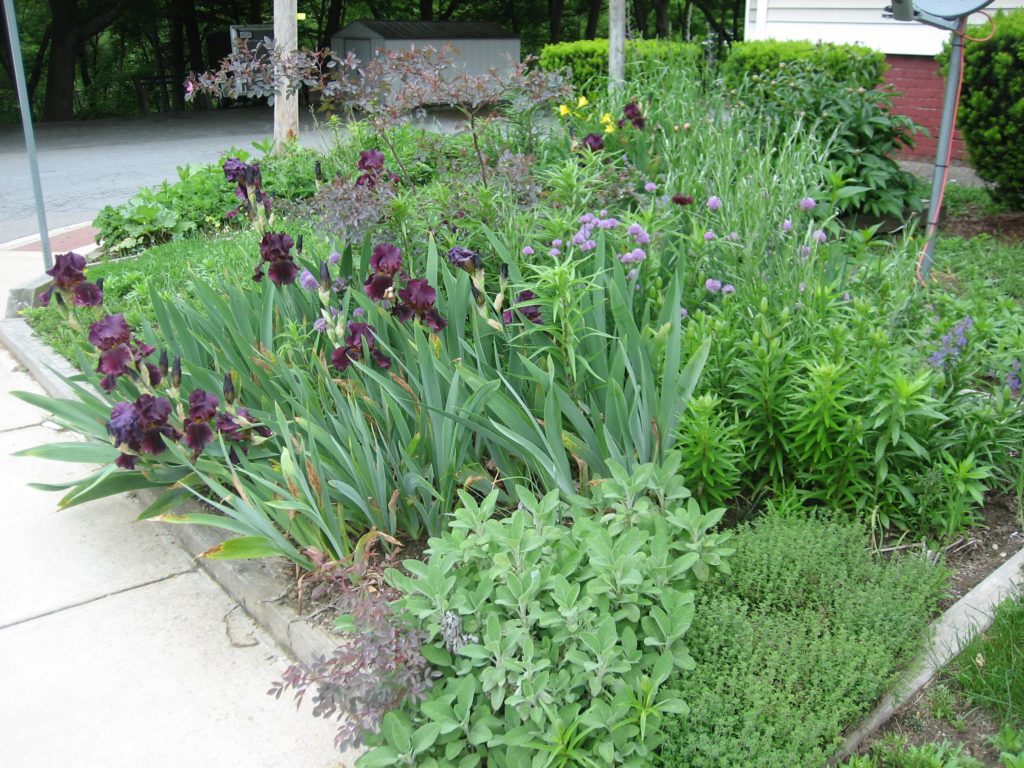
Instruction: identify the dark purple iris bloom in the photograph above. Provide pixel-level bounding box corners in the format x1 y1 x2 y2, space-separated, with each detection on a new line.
623 100 645 129
370 244 403 275
345 322 376 350
672 194 694 206
331 346 357 372
223 157 248 182
107 394 179 466
72 281 104 307
446 246 480 275
502 291 543 325
364 272 394 301
254 232 298 285
187 389 219 422
259 232 294 261
358 149 386 172
98 345 134 376
399 279 437 312
581 133 605 152
183 421 214 453
332 322 392 372
46 252 87 290
88 313 130 350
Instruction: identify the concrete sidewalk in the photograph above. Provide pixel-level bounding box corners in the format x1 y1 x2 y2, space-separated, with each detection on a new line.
0 227 352 766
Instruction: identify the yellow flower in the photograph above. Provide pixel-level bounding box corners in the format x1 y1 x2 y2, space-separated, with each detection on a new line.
577 95 589 108
604 123 616 134
600 112 613 124
558 104 571 117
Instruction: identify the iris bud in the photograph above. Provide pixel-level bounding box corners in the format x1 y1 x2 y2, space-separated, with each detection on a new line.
171 355 182 389
159 349 169 378
223 372 235 405
314 160 323 183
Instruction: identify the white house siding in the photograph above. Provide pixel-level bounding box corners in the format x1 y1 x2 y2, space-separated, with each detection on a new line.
742 0 1024 55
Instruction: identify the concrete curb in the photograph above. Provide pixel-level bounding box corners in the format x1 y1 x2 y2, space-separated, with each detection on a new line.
0 315 338 670
832 546 1024 764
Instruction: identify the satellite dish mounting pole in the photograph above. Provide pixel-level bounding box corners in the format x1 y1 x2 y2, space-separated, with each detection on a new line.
920 16 967 281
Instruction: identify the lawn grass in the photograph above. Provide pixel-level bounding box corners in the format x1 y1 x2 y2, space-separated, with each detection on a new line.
933 235 1024 304
953 593 1024 726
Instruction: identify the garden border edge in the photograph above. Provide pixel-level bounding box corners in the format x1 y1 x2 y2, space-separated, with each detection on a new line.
0 316 338 670
831 545 1024 764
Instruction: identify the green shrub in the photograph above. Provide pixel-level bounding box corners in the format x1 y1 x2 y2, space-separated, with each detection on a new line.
721 40 887 89
658 513 948 768
945 9 1024 207
539 39 703 93
357 461 735 767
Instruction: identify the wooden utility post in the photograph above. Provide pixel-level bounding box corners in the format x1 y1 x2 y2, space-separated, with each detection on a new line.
609 0 625 90
273 0 298 153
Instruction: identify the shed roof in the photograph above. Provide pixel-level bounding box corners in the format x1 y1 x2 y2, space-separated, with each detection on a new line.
339 20 516 39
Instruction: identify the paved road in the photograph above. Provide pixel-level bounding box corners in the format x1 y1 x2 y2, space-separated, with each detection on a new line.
0 106 332 241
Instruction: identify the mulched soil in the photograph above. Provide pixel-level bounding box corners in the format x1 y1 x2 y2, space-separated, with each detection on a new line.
942 211 1024 241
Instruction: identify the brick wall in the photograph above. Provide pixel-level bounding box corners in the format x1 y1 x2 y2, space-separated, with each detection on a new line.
884 54 968 162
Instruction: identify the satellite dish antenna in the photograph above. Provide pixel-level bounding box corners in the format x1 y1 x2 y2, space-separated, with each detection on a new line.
883 0 996 281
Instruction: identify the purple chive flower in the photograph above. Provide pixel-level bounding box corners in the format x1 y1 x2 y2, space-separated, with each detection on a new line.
799 245 811 258
298 269 318 291
549 248 561 258
522 246 534 256
552 239 563 247
579 213 595 224
581 133 605 152
705 278 722 293
783 218 793 232
313 317 328 333
726 231 740 242
799 197 816 211
597 218 618 229
583 240 597 251
722 284 736 295
627 223 643 236
814 230 827 243
704 231 717 242
626 268 639 280
644 182 657 193
372 243 404 275
328 251 341 265
679 307 689 319
799 282 806 294
351 307 363 318
841 292 851 302
706 196 723 211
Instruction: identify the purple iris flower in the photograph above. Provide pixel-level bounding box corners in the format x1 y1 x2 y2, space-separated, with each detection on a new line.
253 232 298 285
46 252 87 290
88 314 131 350
187 389 219 422
72 281 104 307
107 394 180 466
332 321 392 372
399 279 437 312
623 100 645 129
223 157 248 183
372 243 404 275
446 245 479 274
358 149 386 172
581 133 604 152
672 194 694 206
502 290 542 325
364 273 394 301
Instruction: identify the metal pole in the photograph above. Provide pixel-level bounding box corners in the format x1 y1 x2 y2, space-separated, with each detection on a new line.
609 0 625 90
920 18 966 282
3 0 51 269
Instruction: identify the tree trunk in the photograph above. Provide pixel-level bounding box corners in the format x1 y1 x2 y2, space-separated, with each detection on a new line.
250 0 262 22
28 25 53 102
322 0 344 47
633 0 649 38
584 0 600 38
419 0 432 21
148 27 171 112
78 46 90 87
548 0 564 43
169 18 185 109
732 0 742 41
653 0 669 37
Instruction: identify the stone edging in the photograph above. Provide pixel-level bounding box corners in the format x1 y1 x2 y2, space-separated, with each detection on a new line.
0 316 338 670
831 545 1024 764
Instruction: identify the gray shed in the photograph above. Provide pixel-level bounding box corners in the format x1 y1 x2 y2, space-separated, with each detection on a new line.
331 21 521 76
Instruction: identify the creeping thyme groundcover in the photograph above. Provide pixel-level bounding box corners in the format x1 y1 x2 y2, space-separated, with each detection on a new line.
17 46 1024 766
